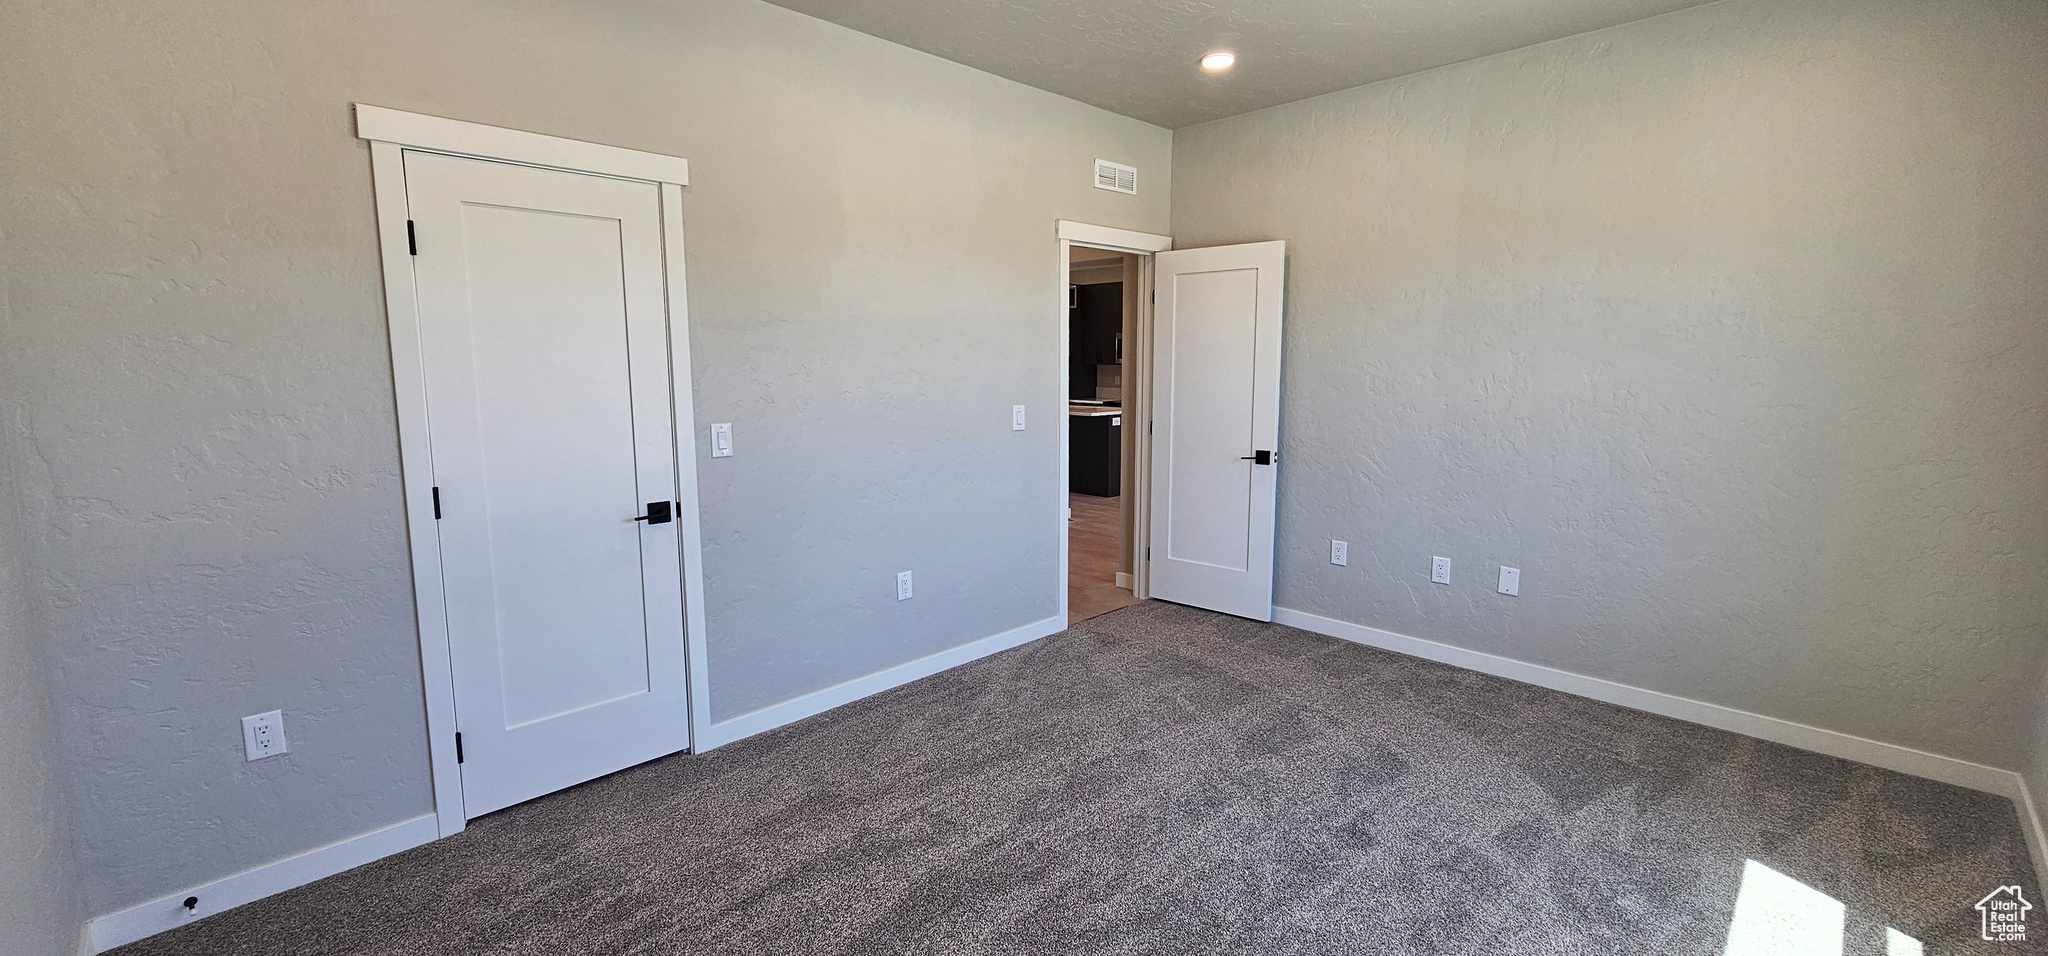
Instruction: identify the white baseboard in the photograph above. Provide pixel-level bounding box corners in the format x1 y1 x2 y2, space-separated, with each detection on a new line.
696 614 1066 750
79 615 1067 950
1115 572 1134 590
85 812 439 953
1272 607 2022 798
75 609 2046 953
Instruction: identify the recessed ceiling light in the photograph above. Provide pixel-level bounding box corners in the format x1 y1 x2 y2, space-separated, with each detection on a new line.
1200 51 1236 72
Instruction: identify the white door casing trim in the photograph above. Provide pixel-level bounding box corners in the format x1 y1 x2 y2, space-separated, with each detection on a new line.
1125 253 1158 601
355 104 689 186
358 106 707 840
1056 219 1172 253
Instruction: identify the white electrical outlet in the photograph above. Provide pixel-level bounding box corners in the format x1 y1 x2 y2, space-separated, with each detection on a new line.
1498 566 1521 596
241 710 287 761
896 570 914 601
710 423 734 458
1330 540 1348 566
1431 556 1452 585
1012 405 1027 431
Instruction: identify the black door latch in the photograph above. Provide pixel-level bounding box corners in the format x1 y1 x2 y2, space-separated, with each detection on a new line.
634 501 674 525
1241 450 1273 465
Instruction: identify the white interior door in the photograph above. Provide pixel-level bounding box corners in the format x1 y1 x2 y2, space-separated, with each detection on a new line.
405 150 689 817
1147 241 1286 621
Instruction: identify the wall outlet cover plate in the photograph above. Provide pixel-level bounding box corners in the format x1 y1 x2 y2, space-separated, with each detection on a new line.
241 710 287 761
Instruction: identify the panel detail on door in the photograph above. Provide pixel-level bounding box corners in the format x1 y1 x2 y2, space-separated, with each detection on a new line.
1162 267 1260 572
459 202 651 728
1148 241 1286 622
405 150 689 817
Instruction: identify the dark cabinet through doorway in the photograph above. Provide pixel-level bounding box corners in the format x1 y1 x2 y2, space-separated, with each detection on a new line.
1071 412 1121 497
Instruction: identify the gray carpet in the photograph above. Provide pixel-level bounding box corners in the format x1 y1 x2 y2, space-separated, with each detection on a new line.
116 601 2040 955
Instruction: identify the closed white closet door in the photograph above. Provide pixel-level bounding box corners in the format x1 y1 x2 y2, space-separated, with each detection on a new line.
1147 241 1286 622
405 150 689 817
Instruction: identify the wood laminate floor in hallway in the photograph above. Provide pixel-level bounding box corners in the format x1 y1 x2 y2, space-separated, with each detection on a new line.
1069 492 1138 624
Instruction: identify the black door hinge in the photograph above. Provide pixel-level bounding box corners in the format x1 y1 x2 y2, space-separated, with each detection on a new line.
407 220 418 256
432 486 442 520
1146 547 1151 560
1150 289 1155 303
455 732 464 763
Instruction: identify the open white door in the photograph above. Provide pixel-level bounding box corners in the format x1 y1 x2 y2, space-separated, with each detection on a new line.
405 150 690 816
1146 241 1285 621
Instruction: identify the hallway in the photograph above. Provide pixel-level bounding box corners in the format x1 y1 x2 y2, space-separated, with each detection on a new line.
1069 492 1138 624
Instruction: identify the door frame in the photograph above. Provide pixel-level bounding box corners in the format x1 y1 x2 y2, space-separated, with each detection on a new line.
1055 221 1171 621
356 104 709 838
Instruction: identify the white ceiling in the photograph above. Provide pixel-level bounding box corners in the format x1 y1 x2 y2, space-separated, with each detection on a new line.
759 0 1718 128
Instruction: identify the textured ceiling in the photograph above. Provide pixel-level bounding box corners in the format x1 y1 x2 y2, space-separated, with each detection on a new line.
757 0 1718 128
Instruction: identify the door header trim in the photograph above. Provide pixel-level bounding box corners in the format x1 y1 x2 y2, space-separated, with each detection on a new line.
1057 220 1172 253
354 104 690 186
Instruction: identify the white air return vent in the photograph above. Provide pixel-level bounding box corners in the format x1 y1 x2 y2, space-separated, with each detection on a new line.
1094 159 1137 195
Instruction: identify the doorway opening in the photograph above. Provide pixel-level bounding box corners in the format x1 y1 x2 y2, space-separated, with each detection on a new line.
1067 244 1142 623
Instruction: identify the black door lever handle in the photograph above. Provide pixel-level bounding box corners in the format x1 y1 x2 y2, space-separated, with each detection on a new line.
1240 450 1273 465
634 501 673 525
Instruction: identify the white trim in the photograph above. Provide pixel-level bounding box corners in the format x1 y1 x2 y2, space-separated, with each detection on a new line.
1057 235 1072 626
1115 572 1134 590
696 615 1064 750
368 140 467 838
1056 220 1172 253
84 814 438 953
363 118 705 830
661 182 715 754
1273 607 2021 796
2017 776 2048 887
354 104 689 185
1129 253 1155 601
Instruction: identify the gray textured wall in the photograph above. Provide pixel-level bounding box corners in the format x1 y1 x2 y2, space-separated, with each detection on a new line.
1 0 1168 917
0 407 79 956
1170 0 2048 769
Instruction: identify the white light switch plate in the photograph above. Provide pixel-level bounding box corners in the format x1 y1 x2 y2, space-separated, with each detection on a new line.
1330 540 1348 566
1012 405 1027 431
1431 556 1452 585
242 710 286 761
710 423 733 458
1498 566 1521 596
